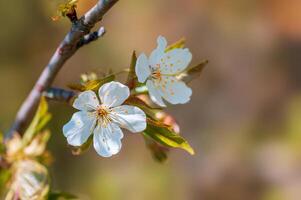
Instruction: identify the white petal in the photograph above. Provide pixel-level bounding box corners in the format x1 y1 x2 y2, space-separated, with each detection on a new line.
63 111 96 146
73 90 99 111
135 53 151 83
93 123 123 157
98 81 130 107
146 80 166 107
110 105 147 133
149 36 167 68
159 48 192 74
157 36 168 50
159 76 192 104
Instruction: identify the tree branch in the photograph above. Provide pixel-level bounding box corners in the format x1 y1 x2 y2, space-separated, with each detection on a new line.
8 0 119 138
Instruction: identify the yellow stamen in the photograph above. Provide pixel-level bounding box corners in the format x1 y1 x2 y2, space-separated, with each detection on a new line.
96 106 111 127
152 70 162 81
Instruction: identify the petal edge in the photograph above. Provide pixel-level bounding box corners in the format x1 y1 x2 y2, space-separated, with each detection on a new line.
98 81 130 107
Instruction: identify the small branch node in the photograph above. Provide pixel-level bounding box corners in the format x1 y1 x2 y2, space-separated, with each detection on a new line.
8 0 119 138
76 26 106 49
66 6 78 23
44 87 76 103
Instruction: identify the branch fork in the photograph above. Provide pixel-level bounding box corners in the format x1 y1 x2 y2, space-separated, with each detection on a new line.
7 0 119 138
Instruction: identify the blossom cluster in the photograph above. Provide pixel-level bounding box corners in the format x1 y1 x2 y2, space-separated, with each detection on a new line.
63 36 195 157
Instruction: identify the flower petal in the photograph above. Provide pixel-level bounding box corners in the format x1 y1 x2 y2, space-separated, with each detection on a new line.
110 105 147 133
63 111 96 146
159 48 192 74
136 53 151 83
146 80 166 107
159 76 192 104
98 81 130 107
73 90 99 111
93 123 123 157
149 36 167 68
157 36 168 51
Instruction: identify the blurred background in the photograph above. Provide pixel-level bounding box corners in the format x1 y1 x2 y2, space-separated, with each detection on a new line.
1 0 301 199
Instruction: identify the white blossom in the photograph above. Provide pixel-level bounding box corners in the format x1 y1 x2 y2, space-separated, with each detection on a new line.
63 81 147 157
7 160 49 200
135 36 193 107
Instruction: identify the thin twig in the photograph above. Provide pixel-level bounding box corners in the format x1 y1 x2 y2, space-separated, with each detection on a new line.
44 87 76 103
8 0 119 138
77 27 106 49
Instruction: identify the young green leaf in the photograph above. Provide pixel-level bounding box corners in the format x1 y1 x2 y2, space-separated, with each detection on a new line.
23 97 52 146
67 83 86 92
179 60 208 83
144 135 169 163
68 74 115 92
143 120 195 155
126 51 138 89
0 169 11 196
165 37 186 52
52 0 78 21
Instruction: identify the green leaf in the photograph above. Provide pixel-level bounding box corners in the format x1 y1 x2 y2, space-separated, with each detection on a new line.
85 74 115 92
67 83 86 92
165 38 186 52
68 74 115 92
48 191 78 200
126 51 138 89
144 135 169 163
179 60 208 83
23 97 52 146
35 114 52 135
83 80 103 91
54 0 78 19
0 169 11 195
143 119 195 155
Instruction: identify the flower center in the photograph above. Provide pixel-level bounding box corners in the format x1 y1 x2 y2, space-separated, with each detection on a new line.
96 106 111 127
151 70 162 81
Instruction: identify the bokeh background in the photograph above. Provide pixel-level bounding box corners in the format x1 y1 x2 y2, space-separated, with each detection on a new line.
1 0 301 199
